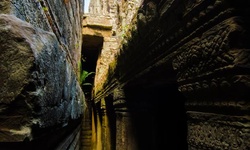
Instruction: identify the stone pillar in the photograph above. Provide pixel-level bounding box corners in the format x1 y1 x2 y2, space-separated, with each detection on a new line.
173 16 250 149
102 0 108 15
113 87 137 150
96 104 102 150
100 98 112 150
91 105 97 150
89 0 101 15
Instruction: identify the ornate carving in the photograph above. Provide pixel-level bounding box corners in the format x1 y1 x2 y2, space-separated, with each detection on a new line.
178 75 250 99
113 86 127 111
187 112 250 150
173 17 250 96
137 1 157 24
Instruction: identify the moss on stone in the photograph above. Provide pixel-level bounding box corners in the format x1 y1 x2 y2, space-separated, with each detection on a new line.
0 0 10 14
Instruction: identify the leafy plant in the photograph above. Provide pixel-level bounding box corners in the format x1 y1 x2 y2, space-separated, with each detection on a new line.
42 6 48 12
80 70 95 86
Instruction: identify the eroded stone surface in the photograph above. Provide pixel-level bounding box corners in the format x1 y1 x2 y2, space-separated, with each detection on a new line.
0 14 84 142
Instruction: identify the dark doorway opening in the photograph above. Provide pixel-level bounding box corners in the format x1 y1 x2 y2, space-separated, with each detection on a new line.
81 35 103 99
125 83 188 150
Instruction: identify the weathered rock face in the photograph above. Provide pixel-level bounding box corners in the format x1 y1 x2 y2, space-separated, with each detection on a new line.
0 0 84 149
0 14 84 142
9 0 83 76
0 0 10 14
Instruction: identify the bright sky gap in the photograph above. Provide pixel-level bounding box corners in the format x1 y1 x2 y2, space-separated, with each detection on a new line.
84 0 90 13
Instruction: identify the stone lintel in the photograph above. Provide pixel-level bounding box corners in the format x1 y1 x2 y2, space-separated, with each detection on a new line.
82 15 112 37
82 15 112 29
82 14 112 27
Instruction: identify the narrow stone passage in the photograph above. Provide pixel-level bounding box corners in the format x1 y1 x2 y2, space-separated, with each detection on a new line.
1 0 250 150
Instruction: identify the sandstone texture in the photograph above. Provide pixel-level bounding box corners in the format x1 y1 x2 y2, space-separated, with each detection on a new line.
0 0 84 145
0 14 84 142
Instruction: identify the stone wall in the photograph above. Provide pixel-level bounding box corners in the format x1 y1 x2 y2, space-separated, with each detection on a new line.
7 0 83 75
89 0 250 149
0 0 85 149
86 0 142 99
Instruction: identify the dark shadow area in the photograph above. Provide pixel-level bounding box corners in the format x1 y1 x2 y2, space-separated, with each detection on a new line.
0 118 82 150
125 83 188 150
105 95 116 150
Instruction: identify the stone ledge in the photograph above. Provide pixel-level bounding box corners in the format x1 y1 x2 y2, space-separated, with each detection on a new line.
82 15 112 30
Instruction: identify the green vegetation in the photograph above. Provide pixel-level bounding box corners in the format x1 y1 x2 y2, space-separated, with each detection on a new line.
80 70 95 86
42 6 48 12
